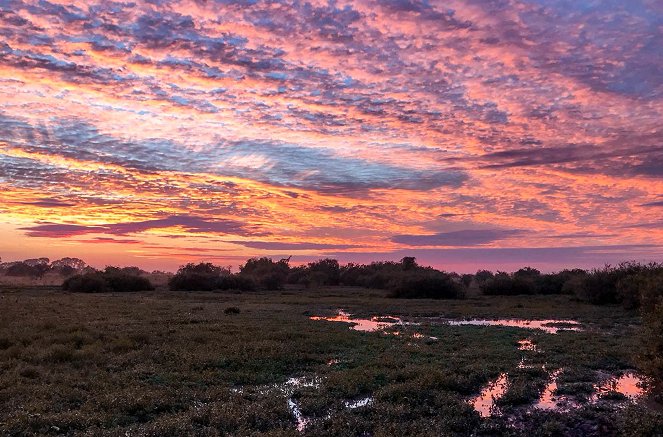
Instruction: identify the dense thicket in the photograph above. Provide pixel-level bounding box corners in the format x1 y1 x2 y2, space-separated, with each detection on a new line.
168 263 255 291
239 257 289 290
478 268 588 296
62 267 154 293
388 270 464 299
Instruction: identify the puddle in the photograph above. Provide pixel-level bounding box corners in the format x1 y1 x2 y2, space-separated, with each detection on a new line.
470 373 509 418
534 368 581 411
345 396 373 409
310 310 404 332
311 310 438 340
287 398 309 432
592 372 647 401
535 369 563 410
446 319 582 334
311 311 581 335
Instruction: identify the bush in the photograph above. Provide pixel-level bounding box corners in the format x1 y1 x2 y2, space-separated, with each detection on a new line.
572 262 663 306
239 257 289 290
639 300 663 386
104 272 154 292
63 274 108 293
169 272 218 291
63 270 154 293
169 263 231 291
477 268 586 296
481 272 535 296
389 272 465 299
224 307 241 315
306 258 341 285
217 275 256 291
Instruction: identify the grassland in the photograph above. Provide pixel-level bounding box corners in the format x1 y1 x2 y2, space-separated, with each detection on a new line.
1 286 661 436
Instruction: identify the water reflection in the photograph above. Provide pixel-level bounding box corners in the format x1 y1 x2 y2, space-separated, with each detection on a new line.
446 319 582 334
470 373 509 418
310 310 404 332
593 372 646 401
533 369 577 411
345 396 373 409
311 311 582 335
287 398 309 432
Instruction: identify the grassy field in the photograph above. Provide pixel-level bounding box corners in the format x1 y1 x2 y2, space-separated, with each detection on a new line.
1 286 661 436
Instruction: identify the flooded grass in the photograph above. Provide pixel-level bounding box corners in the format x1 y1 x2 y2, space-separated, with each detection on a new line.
593 372 648 401
470 373 509 418
445 318 582 334
1 287 661 435
310 309 404 332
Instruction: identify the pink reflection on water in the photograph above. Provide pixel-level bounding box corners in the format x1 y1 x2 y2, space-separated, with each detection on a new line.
534 369 566 410
470 373 509 418
310 310 403 332
593 372 647 401
447 319 582 334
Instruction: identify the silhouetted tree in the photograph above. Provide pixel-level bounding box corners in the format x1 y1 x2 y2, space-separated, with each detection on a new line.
239 257 289 290
169 263 231 291
400 257 418 271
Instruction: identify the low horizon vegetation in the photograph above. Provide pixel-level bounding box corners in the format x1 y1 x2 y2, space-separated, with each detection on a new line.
3 255 663 389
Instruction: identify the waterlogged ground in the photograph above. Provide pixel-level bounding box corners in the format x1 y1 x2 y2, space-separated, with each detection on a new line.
0 286 661 436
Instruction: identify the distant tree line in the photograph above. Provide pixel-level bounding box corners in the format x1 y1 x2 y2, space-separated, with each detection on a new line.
168 256 465 299
0 257 88 278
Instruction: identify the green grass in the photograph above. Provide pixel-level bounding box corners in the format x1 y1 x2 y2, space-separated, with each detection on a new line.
0 287 661 436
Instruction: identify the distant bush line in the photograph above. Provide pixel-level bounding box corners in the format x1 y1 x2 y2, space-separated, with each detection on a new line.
63 267 154 293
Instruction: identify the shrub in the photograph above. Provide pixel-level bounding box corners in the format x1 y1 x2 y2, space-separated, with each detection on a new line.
474 270 494 284
481 272 535 296
104 272 154 292
169 272 218 291
217 275 256 291
639 300 663 385
305 258 340 286
339 261 410 288
389 272 465 299
572 262 663 306
239 257 289 290
63 273 108 293
63 270 154 293
224 307 241 315
169 263 231 291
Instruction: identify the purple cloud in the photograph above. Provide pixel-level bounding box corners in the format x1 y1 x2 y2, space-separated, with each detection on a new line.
227 241 362 250
391 229 523 246
21 215 255 238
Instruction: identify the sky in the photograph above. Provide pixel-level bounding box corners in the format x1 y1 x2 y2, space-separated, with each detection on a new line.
0 0 662 273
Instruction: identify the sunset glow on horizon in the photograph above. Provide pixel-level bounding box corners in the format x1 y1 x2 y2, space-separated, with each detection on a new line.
1 0 662 272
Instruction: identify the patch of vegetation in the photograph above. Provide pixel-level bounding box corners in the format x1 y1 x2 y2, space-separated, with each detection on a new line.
239 257 290 290
1 288 660 436
62 267 154 293
388 271 464 299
